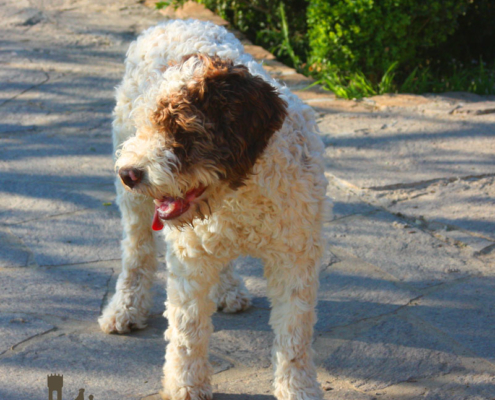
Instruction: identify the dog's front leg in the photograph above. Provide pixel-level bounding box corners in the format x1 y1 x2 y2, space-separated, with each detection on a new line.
161 248 222 400
266 257 323 400
99 187 157 334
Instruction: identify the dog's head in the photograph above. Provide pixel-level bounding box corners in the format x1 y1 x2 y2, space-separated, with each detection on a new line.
115 54 287 230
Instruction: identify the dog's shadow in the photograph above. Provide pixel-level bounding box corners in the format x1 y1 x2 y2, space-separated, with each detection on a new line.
214 394 274 400
145 394 274 400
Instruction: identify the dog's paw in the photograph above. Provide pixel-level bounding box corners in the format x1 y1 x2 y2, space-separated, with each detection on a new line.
160 383 212 400
216 284 251 313
98 303 148 334
274 385 323 400
274 367 323 400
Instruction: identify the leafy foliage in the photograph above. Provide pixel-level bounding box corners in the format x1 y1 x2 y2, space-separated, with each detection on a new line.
158 0 495 97
316 62 398 100
307 0 467 79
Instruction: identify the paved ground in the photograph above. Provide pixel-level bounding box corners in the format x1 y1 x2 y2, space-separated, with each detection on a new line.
1 1 495 399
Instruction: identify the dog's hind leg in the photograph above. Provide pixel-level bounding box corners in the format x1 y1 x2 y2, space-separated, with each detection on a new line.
265 253 323 400
99 186 157 334
210 262 251 313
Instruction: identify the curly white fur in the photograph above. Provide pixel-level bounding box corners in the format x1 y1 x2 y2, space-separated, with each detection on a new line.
99 19 331 400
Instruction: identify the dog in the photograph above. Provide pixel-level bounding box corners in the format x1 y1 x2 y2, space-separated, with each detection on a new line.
98 19 331 400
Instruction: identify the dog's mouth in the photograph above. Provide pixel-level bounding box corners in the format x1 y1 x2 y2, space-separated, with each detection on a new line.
152 186 207 231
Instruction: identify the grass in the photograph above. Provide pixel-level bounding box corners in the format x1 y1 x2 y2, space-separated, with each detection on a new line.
317 60 495 100
402 60 495 95
278 2 300 68
316 62 398 100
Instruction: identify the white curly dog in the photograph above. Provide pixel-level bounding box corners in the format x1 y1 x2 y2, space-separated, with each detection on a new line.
98 19 330 400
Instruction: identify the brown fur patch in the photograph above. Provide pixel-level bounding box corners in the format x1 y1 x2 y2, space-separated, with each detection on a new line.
152 54 288 189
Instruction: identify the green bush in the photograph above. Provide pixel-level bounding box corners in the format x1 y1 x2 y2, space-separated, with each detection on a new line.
425 0 495 66
307 0 467 80
159 0 495 97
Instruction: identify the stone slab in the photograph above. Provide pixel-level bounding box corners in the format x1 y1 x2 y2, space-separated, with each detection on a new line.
310 99 374 115
0 323 164 400
408 276 495 365
234 250 343 313
0 313 54 355
453 101 495 115
419 93 495 117
370 94 430 109
9 207 121 266
383 176 495 242
155 0 228 26
322 388 375 400
420 224 494 255
0 132 114 184
210 329 273 368
234 256 269 309
2 0 495 399
324 316 461 391
325 175 377 221
421 373 495 400
325 211 482 289
211 307 272 367
148 268 168 316
0 65 117 136
210 354 234 375
211 369 377 400
0 316 244 400
2 2 41 26
262 61 300 77
244 44 276 61
277 72 313 89
0 263 115 321
0 225 35 267
0 59 49 105
371 370 495 400
319 110 495 189
230 249 415 334
213 369 275 399
291 84 334 102
316 258 416 331
318 378 379 400
427 92 494 103
0 181 116 225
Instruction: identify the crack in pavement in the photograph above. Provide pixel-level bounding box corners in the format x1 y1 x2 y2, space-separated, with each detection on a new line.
2 326 57 356
6 207 95 226
0 70 50 108
99 267 115 314
0 223 39 268
39 258 122 269
365 172 495 191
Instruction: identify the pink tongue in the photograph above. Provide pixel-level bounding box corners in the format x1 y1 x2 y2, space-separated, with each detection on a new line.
151 197 189 231
152 209 164 231
151 187 206 231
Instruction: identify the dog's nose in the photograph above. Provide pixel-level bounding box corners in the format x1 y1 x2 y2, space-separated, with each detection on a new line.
119 167 143 189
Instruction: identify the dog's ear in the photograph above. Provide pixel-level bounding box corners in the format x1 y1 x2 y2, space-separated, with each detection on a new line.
186 55 288 188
